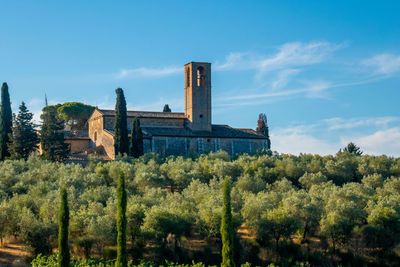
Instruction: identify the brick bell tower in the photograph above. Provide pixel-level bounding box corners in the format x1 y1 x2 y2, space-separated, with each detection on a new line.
184 62 212 132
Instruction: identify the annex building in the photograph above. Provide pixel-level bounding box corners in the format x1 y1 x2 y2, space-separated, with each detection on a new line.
87 62 268 159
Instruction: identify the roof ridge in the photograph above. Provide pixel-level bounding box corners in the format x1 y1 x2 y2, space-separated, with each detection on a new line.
98 108 184 114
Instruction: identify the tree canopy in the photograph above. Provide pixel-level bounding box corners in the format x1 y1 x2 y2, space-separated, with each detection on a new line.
41 102 95 130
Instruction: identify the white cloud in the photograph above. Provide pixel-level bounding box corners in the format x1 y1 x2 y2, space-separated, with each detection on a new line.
363 53 400 75
271 118 400 157
271 132 338 155
324 116 400 130
347 127 400 157
117 66 181 79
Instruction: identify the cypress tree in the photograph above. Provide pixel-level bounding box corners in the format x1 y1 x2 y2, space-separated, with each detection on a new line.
0 82 12 160
58 186 70 267
114 88 129 156
8 102 39 159
116 171 127 267
221 177 235 267
130 117 143 158
40 108 69 162
163 104 171 112
256 113 271 150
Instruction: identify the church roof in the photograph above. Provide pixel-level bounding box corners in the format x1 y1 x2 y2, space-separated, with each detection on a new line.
141 125 266 139
97 109 185 119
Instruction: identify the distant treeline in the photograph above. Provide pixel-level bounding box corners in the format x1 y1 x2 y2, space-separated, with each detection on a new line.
1 150 400 266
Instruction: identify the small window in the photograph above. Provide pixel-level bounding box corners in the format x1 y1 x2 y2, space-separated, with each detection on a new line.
199 114 203 118
197 66 205 86
186 67 190 87
94 131 97 142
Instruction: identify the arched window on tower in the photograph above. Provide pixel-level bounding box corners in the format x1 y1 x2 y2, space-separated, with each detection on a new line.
197 66 205 87
186 67 190 87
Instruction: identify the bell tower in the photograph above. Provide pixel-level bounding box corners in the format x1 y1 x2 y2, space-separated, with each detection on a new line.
184 62 212 132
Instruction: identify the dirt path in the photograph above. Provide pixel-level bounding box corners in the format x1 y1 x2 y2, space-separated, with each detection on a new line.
0 242 30 267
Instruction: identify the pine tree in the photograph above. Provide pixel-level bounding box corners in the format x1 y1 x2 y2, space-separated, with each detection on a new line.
256 113 271 150
130 117 143 158
58 186 70 267
114 88 129 156
116 171 127 267
221 177 235 267
343 142 363 156
163 104 171 112
8 102 39 159
40 108 69 162
0 82 12 160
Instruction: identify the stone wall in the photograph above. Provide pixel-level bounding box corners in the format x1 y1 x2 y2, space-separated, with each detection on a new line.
65 139 90 154
150 136 265 157
100 130 115 159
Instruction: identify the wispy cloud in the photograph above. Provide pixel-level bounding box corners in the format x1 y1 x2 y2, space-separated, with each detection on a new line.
363 53 400 75
116 41 343 81
117 66 181 79
271 69 301 89
258 41 344 73
215 80 331 107
214 41 344 74
324 116 400 130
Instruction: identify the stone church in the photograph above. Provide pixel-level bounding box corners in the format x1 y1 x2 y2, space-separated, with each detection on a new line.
87 62 269 159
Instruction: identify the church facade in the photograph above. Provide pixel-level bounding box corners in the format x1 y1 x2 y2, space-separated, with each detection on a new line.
87 62 268 159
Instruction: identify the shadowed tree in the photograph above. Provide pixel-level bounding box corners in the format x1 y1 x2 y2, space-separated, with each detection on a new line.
256 113 271 150
343 142 363 156
0 82 12 160
8 102 39 159
116 171 127 267
130 117 143 158
114 88 129 156
40 108 69 162
163 104 171 112
58 186 70 267
221 177 235 267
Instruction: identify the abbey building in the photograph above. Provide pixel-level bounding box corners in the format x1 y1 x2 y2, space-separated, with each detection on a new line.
87 62 268 159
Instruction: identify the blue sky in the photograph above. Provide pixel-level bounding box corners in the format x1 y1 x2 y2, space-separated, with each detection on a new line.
1 1 400 156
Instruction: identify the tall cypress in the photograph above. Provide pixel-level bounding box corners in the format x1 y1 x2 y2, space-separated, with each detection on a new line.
116 171 127 267
0 82 12 160
221 177 235 267
130 117 143 158
40 108 69 162
256 113 271 150
58 186 70 267
163 104 171 112
114 88 129 156
8 102 39 159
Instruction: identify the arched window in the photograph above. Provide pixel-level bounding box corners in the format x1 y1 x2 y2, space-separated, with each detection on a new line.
186 67 190 87
197 66 205 87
